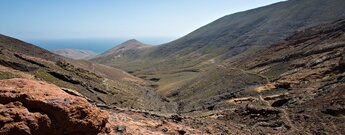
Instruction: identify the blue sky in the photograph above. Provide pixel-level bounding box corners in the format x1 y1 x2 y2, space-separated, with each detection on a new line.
0 0 284 41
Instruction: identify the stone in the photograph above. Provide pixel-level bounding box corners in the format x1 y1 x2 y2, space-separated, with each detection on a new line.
162 127 169 133
0 78 109 135
115 125 126 133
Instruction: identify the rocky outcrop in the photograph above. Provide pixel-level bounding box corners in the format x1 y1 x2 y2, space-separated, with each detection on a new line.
0 78 110 135
0 60 38 72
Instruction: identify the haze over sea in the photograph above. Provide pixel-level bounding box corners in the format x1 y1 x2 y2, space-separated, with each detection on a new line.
28 38 174 54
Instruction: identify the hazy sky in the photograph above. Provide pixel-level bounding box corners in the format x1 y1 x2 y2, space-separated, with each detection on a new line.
0 0 284 41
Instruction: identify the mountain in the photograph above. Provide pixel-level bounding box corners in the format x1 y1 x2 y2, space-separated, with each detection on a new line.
0 34 176 113
92 0 345 98
170 19 345 111
2 0 345 134
92 39 152 66
52 48 97 60
153 0 345 60
93 0 345 73
1 19 345 134
169 19 345 134
98 39 151 57
89 1 345 133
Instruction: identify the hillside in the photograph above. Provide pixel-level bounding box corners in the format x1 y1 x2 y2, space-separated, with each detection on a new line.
92 39 153 68
167 19 345 134
52 48 97 60
0 34 176 113
2 0 345 134
2 18 344 135
154 0 345 60
92 0 345 100
93 0 345 72
0 34 63 62
98 39 151 58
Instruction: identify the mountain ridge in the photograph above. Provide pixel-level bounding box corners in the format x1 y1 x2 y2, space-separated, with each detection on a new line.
91 0 345 102
92 39 153 64
93 0 345 73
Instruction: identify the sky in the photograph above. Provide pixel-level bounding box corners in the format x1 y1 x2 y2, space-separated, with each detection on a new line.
0 0 284 42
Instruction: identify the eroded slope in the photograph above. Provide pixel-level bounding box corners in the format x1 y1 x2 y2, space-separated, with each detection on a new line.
0 34 177 113
168 19 345 134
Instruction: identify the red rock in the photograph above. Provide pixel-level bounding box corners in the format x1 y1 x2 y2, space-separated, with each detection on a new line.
0 78 109 135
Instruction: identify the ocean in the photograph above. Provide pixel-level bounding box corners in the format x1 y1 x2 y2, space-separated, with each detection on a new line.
28 38 174 54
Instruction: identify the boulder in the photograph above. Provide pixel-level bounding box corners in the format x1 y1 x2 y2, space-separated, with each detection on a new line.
0 78 109 135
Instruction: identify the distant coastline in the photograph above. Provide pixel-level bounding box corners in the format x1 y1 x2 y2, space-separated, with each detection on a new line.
28 38 173 53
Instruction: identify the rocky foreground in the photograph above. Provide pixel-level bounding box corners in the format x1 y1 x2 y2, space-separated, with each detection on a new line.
0 78 109 135
0 78 251 135
0 78 208 135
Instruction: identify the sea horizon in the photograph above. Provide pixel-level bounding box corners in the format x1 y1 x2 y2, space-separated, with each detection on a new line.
27 37 175 54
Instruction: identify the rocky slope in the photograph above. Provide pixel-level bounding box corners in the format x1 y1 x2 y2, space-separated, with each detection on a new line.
82 18 345 135
0 78 110 135
172 18 345 111
0 34 177 113
0 78 243 135
91 0 345 103
163 19 345 134
0 34 63 62
52 48 97 60
92 0 345 73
